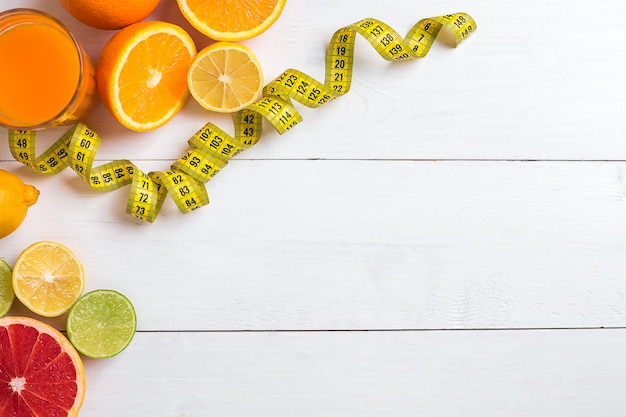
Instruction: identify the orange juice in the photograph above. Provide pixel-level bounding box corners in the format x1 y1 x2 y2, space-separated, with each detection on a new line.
0 9 98 129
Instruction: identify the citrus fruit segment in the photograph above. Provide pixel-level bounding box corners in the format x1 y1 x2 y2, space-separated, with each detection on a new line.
96 21 196 131
0 259 14 317
12 241 85 317
58 0 160 30
188 42 264 113
176 0 287 41
0 169 39 239
0 316 86 417
66 289 137 359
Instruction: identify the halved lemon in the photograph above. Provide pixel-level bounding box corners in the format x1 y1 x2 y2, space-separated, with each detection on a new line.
188 42 264 113
12 241 85 317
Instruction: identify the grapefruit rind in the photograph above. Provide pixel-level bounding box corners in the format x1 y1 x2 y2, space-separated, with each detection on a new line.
0 316 86 417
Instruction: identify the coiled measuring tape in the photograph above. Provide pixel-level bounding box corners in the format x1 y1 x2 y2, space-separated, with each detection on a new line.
8 13 476 223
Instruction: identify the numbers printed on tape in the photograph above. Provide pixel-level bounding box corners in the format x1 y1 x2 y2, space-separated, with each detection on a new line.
7 12 476 222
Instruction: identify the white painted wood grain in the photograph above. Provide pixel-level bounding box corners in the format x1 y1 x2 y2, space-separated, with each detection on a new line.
78 329 626 417
3 159 626 330
2 0 626 415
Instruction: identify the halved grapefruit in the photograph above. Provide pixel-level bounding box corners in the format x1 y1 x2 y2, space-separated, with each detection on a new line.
0 316 86 417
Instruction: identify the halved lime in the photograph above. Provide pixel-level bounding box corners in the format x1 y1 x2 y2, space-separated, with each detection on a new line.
0 258 14 317
66 289 137 358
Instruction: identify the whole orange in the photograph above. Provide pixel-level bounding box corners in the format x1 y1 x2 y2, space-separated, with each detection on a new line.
58 0 160 30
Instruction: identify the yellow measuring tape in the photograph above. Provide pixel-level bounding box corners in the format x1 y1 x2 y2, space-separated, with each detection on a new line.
8 13 476 223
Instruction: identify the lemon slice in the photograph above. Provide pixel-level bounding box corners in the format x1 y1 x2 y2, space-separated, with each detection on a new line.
66 289 137 359
12 241 85 317
188 42 264 113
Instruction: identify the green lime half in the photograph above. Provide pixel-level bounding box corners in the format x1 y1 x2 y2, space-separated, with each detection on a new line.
66 289 137 359
0 259 15 317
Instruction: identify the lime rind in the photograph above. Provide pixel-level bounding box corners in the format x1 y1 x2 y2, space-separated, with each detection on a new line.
66 289 137 359
0 258 14 317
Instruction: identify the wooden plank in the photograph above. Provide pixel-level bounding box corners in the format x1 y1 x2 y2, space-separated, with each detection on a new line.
3 159 626 330
79 329 626 417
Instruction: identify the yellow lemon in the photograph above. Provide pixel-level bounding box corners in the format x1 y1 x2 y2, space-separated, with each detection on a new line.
0 169 39 239
188 42 264 113
13 241 85 317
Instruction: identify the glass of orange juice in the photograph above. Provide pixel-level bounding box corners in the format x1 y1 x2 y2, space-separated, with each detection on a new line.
0 8 98 130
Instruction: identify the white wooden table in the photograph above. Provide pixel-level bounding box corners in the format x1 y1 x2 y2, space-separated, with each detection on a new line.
2 0 626 415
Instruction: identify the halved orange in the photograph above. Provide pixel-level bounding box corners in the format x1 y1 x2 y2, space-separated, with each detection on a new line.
188 42 264 113
176 0 287 41
12 241 85 317
96 21 197 131
0 316 86 417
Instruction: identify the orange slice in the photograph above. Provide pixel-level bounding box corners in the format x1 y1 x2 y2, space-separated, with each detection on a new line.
12 241 85 317
176 0 287 41
96 21 197 132
188 42 264 113
0 316 86 417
